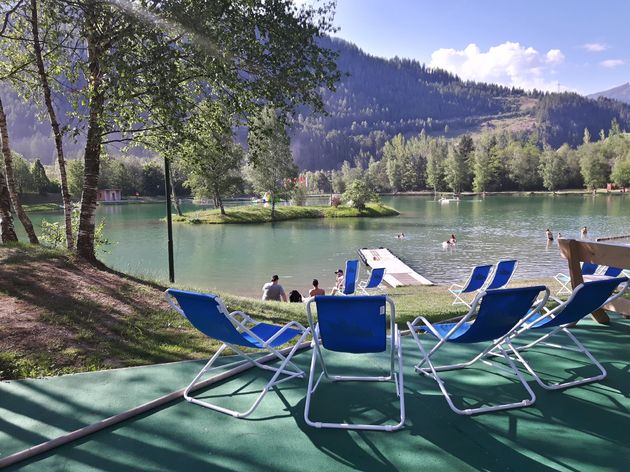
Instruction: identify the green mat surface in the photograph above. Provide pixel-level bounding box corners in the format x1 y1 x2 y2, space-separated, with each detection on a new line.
2 317 629 471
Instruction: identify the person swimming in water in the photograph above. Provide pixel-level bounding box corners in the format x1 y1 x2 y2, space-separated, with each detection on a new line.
581 226 588 238
546 229 553 241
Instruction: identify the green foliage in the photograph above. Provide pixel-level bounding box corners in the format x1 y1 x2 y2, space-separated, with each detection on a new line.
611 154 630 188
30 159 50 195
141 162 165 197
247 107 298 218
472 135 501 192
579 143 610 189
444 135 473 193
11 153 34 193
539 146 568 191
66 159 84 199
291 185 308 206
342 179 379 210
175 100 245 213
40 210 110 252
175 202 398 224
507 141 542 190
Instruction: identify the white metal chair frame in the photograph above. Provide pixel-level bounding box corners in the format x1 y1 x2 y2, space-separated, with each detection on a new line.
358 269 385 295
499 281 629 391
553 263 599 295
481 259 518 291
448 265 493 308
408 288 550 416
304 297 405 431
165 292 310 418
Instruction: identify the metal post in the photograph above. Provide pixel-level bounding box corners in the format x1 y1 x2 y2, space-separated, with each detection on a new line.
164 156 175 283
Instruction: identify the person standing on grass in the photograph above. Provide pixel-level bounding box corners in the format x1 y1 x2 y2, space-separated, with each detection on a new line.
261 274 287 302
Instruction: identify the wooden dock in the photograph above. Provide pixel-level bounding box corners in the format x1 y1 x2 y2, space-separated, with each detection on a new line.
358 247 433 287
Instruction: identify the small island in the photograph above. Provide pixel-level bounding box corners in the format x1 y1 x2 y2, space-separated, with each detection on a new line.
174 202 399 224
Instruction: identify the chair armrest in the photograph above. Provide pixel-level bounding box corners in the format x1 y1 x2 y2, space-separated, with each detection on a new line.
264 320 310 345
230 310 257 326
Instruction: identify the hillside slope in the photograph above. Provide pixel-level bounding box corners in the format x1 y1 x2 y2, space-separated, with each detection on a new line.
4 37 630 170
588 82 630 104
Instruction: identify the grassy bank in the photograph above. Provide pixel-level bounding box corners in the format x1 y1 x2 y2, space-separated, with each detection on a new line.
173 202 399 224
0 244 569 381
23 203 63 212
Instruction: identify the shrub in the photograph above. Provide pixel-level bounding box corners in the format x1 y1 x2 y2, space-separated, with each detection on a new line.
342 180 379 210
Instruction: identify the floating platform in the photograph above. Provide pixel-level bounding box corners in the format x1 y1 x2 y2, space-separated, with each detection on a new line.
358 247 433 287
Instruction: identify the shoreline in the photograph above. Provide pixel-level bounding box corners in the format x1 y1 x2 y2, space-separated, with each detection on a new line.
172 202 399 224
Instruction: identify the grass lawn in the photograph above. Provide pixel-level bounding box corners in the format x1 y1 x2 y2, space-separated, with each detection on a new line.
0 244 572 381
22 203 63 212
173 202 399 224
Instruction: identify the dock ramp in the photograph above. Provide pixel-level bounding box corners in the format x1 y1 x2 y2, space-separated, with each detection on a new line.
358 247 433 287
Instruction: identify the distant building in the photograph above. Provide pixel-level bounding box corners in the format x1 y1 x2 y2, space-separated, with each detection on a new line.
97 189 122 202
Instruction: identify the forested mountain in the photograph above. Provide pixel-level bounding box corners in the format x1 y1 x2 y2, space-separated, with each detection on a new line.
588 82 630 104
290 37 630 169
3 36 630 170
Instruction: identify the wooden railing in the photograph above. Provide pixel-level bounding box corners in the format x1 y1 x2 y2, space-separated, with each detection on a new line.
558 239 630 324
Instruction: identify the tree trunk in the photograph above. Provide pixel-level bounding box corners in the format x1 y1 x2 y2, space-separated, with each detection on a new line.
169 167 182 216
30 0 73 249
76 25 104 262
0 96 38 244
216 193 225 215
271 192 275 220
0 166 18 243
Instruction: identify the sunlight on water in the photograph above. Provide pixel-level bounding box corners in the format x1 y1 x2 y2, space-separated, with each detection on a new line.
21 194 630 297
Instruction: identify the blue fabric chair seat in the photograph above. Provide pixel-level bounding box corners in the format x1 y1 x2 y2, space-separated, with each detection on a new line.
243 323 303 348
422 321 473 340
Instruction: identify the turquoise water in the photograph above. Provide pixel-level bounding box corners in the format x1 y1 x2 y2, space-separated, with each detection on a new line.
19 194 630 297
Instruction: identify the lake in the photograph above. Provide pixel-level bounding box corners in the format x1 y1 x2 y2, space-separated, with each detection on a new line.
20 194 630 297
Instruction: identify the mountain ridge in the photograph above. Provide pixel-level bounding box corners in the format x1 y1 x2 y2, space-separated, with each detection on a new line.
3 36 630 170
588 82 630 104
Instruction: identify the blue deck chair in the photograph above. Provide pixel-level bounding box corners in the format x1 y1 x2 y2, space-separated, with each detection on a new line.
554 262 598 295
304 295 405 431
165 289 309 418
502 276 629 390
358 267 385 295
342 259 360 295
408 286 549 415
483 259 518 290
448 264 493 307
584 266 624 281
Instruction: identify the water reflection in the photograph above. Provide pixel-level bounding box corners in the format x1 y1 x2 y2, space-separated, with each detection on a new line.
18 194 630 297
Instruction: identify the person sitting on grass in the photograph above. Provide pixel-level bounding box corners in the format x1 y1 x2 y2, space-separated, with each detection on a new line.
261 274 287 302
289 290 303 303
330 269 344 295
309 279 325 297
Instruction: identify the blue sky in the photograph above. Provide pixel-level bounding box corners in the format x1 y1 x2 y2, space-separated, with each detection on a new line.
327 0 630 94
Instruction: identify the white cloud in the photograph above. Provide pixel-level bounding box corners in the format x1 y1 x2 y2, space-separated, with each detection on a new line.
600 59 624 68
429 41 566 91
583 43 608 52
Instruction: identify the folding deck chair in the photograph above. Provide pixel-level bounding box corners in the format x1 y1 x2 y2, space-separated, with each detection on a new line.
554 262 598 295
502 276 629 390
482 259 517 290
342 259 360 295
304 295 405 431
358 267 385 295
165 289 310 418
408 286 549 415
583 266 624 281
448 264 493 307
